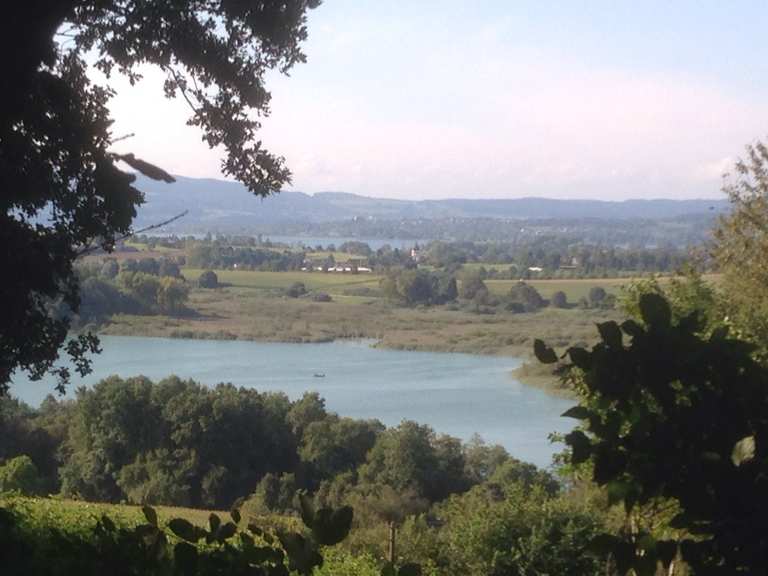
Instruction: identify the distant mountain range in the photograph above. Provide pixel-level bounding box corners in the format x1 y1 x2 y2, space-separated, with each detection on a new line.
132 175 728 233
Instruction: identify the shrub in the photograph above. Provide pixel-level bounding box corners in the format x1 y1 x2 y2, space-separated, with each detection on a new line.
286 282 307 298
550 290 567 308
198 270 219 288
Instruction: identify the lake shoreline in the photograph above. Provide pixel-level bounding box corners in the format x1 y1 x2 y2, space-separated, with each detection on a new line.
90 322 575 397
12 335 574 467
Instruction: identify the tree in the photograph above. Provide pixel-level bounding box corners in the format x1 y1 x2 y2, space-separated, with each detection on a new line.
550 290 568 308
587 286 607 308
1 1 320 395
156 277 189 316
713 139 768 357
0 455 42 495
508 282 544 312
157 258 181 278
99 259 120 280
458 270 488 300
535 293 768 574
198 270 219 289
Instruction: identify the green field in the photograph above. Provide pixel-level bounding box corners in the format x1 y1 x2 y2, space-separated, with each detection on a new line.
2 496 225 531
182 267 383 295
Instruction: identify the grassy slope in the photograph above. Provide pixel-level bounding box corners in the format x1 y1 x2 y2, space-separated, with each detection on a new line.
1 495 299 534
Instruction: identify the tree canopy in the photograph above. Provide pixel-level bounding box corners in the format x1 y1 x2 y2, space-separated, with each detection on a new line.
1 1 319 394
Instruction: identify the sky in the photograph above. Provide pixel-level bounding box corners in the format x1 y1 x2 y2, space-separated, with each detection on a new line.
107 1 768 200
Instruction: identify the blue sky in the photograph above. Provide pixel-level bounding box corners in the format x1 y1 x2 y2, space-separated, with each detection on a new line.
108 1 768 200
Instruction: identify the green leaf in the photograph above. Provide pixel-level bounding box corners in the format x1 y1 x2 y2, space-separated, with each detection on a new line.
142 505 157 527
731 435 756 466
174 541 197 575
311 506 354 546
168 518 199 542
638 293 671 329
534 339 558 364
561 406 592 420
597 321 623 348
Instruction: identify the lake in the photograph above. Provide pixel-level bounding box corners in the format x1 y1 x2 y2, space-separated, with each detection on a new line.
10 336 574 468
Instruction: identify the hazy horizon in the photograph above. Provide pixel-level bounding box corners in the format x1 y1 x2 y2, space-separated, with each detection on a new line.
108 1 768 201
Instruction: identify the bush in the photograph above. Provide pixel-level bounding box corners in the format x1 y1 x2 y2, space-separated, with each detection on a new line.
312 292 332 302
198 270 219 288
286 282 307 298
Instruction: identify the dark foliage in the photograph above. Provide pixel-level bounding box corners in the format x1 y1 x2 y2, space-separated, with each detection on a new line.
536 293 768 574
1 0 319 394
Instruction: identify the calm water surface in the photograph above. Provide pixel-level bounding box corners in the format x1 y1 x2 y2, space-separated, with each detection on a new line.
11 336 573 467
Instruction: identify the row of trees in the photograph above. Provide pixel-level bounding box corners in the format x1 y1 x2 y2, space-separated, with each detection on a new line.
379 268 615 312
1 379 541 512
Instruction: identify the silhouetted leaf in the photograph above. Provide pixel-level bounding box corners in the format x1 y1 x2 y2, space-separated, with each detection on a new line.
565 430 592 464
567 346 591 370
168 518 198 542
298 493 315 528
230 508 241 524
534 339 558 364
208 513 220 534
100 514 116 532
312 506 353 546
620 319 644 337
597 321 623 348
639 293 671 328
561 406 592 420
142 506 157 527
217 522 237 541
279 532 323 575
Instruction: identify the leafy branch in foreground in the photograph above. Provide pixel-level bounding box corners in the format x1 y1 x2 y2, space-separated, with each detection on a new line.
536 293 768 575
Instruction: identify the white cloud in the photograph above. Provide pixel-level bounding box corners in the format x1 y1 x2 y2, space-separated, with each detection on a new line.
102 19 768 201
